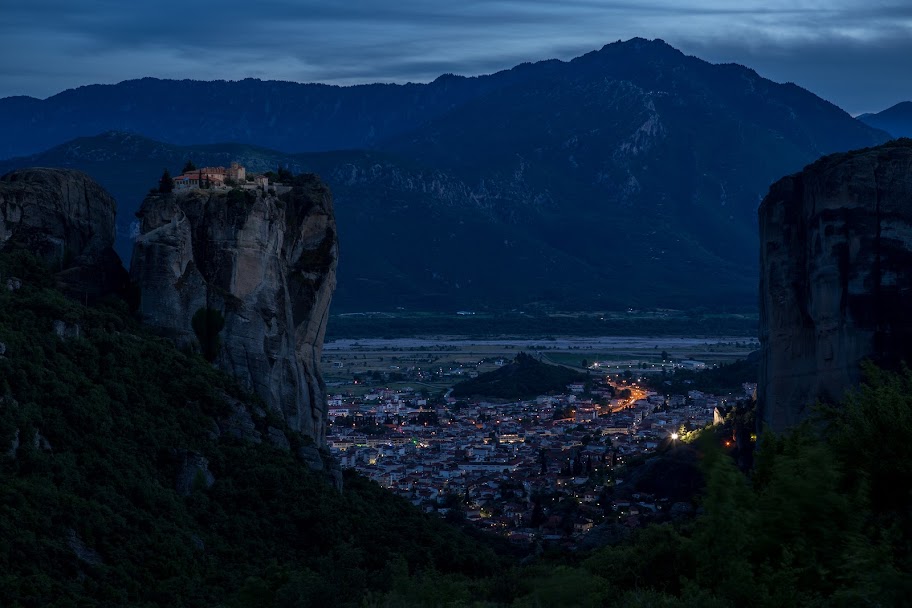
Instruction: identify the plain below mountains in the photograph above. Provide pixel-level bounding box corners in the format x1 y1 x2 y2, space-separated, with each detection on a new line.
0 38 892 312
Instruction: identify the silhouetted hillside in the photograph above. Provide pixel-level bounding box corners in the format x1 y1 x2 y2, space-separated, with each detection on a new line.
452 352 587 399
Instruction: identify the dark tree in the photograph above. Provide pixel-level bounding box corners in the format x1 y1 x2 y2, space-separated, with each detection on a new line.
530 500 546 527
158 168 174 193
277 165 294 183
182 159 197 173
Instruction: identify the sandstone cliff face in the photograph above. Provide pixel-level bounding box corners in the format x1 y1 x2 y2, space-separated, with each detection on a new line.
758 139 912 432
131 178 338 445
0 168 128 297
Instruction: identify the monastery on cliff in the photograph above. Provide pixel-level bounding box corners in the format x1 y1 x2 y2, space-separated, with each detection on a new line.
173 162 269 191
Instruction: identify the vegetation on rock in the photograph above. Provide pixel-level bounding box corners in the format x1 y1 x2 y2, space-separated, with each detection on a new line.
158 168 173 193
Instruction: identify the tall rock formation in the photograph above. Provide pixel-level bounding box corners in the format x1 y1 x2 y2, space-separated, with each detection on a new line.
0 167 129 298
131 178 338 445
758 139 912 432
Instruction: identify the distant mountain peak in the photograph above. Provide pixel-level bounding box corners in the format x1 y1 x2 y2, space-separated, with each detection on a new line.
883 100 912 112
432 72 466 83
598 37 681 56
858 100 912 138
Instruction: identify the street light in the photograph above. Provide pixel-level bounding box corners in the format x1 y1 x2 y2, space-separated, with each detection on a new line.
670 432 679 441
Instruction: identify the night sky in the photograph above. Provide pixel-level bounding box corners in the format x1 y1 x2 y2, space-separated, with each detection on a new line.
3 0 910 115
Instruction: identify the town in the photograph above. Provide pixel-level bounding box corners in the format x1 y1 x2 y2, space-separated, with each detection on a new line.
324 349 757 548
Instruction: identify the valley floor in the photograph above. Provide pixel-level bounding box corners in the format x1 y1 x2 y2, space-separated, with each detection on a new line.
321 335 757 546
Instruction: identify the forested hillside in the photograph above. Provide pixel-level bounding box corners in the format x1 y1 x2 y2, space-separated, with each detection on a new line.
1 251 909 606
0 251 504 606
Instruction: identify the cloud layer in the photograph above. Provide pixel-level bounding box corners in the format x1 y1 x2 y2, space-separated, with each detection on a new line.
3 0 911 113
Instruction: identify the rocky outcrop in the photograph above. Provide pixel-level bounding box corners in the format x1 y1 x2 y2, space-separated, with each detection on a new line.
0 168 129 299
758 139 912 432
131 177 338 445
66 529 103 566
175 451 215 496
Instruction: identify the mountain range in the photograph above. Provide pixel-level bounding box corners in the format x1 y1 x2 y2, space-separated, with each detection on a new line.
0 38 893 312
858 101 912 138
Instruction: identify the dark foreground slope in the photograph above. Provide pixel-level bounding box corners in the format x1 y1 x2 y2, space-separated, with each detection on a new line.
0 253 503 607
1 258 909 607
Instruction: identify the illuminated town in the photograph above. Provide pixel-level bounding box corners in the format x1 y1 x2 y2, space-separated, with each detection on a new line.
327 362 756 546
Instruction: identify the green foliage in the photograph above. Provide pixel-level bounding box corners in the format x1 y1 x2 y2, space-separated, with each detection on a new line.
0 252 506 607
580 382 912 607
451 352 586 399
647 356 758 395
824 362 912 523
276 165 294 183
0 249 56 289
226 187 257 207
512 565 609 608
226 187 245 205
191 306 225 362
158 168 174 193
3 250 910 607
584 524 691 595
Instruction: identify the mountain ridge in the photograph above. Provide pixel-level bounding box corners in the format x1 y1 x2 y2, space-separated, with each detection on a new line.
858 101 912 138
0 131 754 312
0 38 885 159
0 39 892 312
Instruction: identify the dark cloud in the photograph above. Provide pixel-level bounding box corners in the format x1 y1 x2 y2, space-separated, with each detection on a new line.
2 1 910 113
